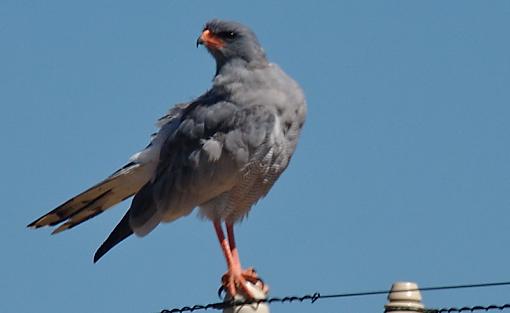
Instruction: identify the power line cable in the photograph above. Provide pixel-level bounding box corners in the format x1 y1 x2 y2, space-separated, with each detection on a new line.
429 304 510 313
160 280 510 313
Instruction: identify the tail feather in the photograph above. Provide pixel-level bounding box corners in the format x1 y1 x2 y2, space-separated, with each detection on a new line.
28 163 151 232
51 193 111 234
93 210 133 263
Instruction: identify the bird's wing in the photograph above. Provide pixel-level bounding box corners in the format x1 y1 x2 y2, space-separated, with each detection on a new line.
93 98 277 261
128 97 277 235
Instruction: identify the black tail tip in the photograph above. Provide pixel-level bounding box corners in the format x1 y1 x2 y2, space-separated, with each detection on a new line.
93 251 102 264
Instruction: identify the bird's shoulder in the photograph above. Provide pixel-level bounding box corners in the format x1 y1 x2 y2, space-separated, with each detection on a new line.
159 88 275 145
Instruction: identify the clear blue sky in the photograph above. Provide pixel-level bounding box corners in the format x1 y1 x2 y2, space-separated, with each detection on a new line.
2 1 510 312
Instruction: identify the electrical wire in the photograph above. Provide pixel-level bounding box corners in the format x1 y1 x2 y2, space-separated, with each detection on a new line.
429 304 510 313
160 280 510 313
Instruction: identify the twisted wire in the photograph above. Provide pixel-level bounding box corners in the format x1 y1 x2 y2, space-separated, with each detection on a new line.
429 304 510 313
160 280 510 313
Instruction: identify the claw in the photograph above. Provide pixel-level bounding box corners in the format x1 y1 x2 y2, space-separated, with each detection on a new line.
217 285 227 299
221 268 267 299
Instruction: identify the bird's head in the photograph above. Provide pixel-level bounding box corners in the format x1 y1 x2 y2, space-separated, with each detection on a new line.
197 19 267 72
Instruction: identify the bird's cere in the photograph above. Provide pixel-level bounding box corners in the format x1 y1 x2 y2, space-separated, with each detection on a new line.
197 29 224 49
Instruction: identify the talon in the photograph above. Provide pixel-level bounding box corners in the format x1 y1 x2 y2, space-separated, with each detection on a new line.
221 268 266 299
255 277 269 294
217 285 226 299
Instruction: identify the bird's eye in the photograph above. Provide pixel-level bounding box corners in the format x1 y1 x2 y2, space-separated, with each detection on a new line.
218 31 237 40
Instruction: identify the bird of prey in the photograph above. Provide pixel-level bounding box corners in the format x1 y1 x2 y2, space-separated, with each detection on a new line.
28 19 307 297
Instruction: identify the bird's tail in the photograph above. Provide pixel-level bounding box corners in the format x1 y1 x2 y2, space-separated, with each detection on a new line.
93 209 133 263
27 162 152 234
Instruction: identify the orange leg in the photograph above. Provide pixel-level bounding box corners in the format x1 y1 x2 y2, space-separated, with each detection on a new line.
226 223 260 284
213 221 263 297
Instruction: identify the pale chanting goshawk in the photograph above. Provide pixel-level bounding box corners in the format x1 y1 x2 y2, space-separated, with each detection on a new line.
29 19 307 297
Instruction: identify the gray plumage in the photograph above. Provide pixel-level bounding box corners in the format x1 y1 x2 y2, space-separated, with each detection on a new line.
28 19 307 263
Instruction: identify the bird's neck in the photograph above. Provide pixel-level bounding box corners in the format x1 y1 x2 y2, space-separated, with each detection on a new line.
215 57 268 76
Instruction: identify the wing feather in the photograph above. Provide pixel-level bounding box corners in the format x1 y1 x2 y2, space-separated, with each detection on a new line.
146 100 276 224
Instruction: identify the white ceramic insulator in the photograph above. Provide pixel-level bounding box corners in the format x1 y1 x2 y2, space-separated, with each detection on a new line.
385 281 425 313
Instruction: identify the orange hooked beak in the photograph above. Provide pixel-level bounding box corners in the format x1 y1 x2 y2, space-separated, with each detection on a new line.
196 29 224 49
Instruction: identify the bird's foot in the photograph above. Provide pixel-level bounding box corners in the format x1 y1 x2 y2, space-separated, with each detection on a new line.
221 267 268 298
